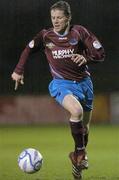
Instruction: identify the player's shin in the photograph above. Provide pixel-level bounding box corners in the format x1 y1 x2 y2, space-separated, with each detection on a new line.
69 119 85 154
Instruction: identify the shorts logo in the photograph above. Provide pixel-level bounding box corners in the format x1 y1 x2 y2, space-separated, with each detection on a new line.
46 42 55 49
69 38 78 45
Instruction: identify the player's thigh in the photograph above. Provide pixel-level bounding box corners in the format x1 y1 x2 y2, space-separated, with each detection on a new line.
62 94 83 116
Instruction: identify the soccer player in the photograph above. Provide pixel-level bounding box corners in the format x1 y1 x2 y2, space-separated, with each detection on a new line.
11 1 105 179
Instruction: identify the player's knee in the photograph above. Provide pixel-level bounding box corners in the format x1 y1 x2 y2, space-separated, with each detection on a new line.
71 105 83 119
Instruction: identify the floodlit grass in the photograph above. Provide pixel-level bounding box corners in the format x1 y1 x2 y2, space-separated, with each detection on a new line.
0 124 119 180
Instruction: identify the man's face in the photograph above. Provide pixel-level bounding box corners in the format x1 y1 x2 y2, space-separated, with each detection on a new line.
51 9 69 34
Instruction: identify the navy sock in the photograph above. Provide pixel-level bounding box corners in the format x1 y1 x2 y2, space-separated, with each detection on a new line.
84 126 89 147
84 133 89 147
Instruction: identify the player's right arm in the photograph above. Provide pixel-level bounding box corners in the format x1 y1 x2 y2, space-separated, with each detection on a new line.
11 30 45 90
11 44 32 90
11 72 24 90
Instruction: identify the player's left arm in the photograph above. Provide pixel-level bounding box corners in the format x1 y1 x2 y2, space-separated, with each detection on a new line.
71 54 87 67
80 26 105 63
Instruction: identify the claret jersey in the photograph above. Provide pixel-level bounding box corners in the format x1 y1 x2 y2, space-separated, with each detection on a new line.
14 25 105 81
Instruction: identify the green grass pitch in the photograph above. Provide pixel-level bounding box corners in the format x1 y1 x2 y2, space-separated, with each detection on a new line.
0 124 119 180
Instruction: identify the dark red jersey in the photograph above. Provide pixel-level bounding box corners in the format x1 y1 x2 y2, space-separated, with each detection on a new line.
14 25 105 81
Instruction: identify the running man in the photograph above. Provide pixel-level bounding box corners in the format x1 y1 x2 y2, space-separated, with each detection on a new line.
11 1 105 179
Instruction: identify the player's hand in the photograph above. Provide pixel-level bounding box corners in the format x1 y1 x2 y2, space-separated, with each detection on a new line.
11 72 24 90
71 54 87 66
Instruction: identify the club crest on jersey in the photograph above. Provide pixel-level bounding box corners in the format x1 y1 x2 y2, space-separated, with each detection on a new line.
93 40 102 49
69 38 78 45
46 42 55 49
29 40 35 48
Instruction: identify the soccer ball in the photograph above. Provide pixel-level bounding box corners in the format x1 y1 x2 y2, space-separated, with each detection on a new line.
18 148 43 173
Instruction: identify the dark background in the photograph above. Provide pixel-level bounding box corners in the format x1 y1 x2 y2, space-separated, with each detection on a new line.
0 0 119 95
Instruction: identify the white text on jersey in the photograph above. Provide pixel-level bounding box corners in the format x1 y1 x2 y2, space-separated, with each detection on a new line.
52 49 74 59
